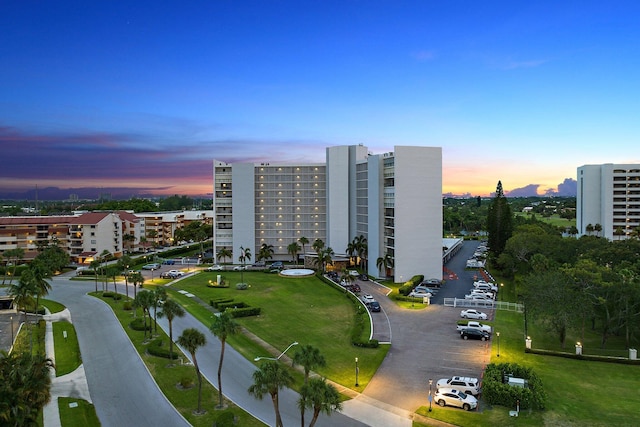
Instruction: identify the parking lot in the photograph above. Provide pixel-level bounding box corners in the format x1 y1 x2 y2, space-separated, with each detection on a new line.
356 240 493 412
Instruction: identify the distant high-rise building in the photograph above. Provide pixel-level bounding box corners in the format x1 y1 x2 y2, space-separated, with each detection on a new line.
212 144 443 281
577 164 640 240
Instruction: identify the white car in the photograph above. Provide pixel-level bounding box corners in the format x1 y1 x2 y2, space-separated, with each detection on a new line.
436 376 481 396
473 281 498 292
167 270 184 277
460 309 488 320
206 265 223 271
433 388 478 411
409 290 433 298
233 265 247 271
464 293 493 300
361 294 376 304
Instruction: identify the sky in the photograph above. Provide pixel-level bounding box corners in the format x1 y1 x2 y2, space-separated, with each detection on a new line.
2 1 640 199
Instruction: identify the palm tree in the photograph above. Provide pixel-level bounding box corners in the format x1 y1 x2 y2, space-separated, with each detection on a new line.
257 243 275 263
287 242 301 265
594 223 603 237
0 351 54 425
614 226 625 240
354 235 368 270
376 253 394 278
130 271 144 300
157 299 185 362
122 233 136 252
177 328 207 414
346 241 356 267
209 311 240 409
217 248 232 264
10 273 37 323
99 250 111 291
312 239 324 254
134 290 154 339
106 265 120 295
298 377 342 427
27 258 52 319
248 360 294 427
298 236 309 258
585 223 594 236
238 245 251 283
117 254 133 299
4 247 25 285
152 287 168 334
89 259 101 292
315 247 334 274
292 344 326 384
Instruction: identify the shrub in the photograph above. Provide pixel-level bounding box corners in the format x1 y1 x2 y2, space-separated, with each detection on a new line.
147 338 179 359
215 410 236 427
123 301 133 311
482 362 546 410
210 298 234 309
228 307 261 318
235 282 249 290
129 318 151 331
398 275 425 296
218 301 248 311
179 376 194 388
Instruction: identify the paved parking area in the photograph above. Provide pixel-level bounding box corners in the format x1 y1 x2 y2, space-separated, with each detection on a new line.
356 240 494 412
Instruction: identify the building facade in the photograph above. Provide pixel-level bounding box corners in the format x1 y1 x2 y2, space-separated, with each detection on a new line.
213 144 443 281
577 163 640 240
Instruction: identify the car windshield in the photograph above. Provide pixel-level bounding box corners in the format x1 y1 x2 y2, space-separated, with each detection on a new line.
457 391 467 399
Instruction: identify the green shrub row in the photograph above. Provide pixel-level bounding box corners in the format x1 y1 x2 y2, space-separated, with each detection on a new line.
482 362 546 410
147 338 179 359
227 307 261 318
525 348 640 365
218 301 249 311
102 291 122 300
397 275 424 296
210 298 234 309
350 304 379 348
129 318 152 331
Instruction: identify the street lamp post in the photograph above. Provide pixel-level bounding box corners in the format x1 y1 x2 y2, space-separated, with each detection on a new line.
10 316 14 344
355 357 359 387
428 378 433 412
254 341 299 362
497 331 501 357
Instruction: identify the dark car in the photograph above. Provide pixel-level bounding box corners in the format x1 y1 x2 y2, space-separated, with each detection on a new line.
460 328 490 341
359 274 369 281
367 301 381 312
346 284 361 293
162 259 175 265
422 278 442 288
270 261 284 269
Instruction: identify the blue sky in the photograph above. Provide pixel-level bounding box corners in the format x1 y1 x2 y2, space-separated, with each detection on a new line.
2 1 639 198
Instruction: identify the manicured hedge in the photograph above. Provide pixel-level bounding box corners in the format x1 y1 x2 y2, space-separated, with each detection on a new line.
102 291 122 300
210 298 234 309
218 301 249 311
129 318 151 331
398 275 425 296
482 362 546 410
147 338 179 359
228 307 261 318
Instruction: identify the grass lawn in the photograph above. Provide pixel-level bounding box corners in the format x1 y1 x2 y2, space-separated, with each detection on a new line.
165 270 388 390
52 321 81 376
515 212 576 229
40 298 66 314
58 397 100 427
93 292 266 427
415 309 640 426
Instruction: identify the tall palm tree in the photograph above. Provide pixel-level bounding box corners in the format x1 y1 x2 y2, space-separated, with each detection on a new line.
585 223 594 236
117 254 133 299
354 235 368 270
298 377 342 427
4 247 25 285
376 253 394 278
157 299 185 362
99 250 111 291
298 236 309 257
594 223 603 237
346 241 356 267
28 258 52 319
248 360 294 427
312 239 324 254
106 265 120 295
177 328 207 414
89 259 101 292
130 271 144 300
287 242 301 265
217 248 232 264
152 287 167 334
10 272 37 323
315 247 334 274
238 245 251 283
209 311 240 409
134 290 154 339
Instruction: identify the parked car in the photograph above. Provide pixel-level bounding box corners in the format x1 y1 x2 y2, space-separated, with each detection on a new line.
436 376 481 396
361 294 376 304
142 263 160 270
367 301 381 312
414 286 437 294
345 284 361 293
233 265 246 271
464 293 493 301
433 388 478 410
270 261 284 269
460 309 488 320
348 270 359 276
409 289 433 298
456 321 492 334
359 274 369 281
460 328 490 341
327 271 339 280
167 270 184 277
474 282 498 292
422 278 443 288
252 261 266 267
206 265 223 271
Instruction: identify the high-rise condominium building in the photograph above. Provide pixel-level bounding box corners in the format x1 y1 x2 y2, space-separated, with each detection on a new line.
577 163 640 240
212 144 442 281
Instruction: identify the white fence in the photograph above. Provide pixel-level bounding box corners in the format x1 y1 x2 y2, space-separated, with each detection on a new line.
444 298 524 313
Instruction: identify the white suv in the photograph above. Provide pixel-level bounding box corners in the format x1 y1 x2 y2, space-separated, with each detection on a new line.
436 376 480 395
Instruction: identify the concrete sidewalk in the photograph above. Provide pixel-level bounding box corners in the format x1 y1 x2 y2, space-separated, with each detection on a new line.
42 308 92 427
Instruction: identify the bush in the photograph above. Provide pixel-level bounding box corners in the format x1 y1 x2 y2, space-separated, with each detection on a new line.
235 282 249 290
215 410 236 427
219 301 249 311
398 275 425 296
123 301 133 311
147 338 179 359
129 318 151 331
210 298 234 309
228 307 261 318
482 362 546 410
179 376 194 388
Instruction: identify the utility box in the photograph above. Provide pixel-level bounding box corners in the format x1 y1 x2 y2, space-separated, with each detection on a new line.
508 377 526 388
630 349 637 360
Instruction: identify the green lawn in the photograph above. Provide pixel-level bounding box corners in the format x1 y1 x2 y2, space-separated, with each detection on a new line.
40 298 66 314
166 270 388 389
53 321 82 376
58 397 100 427
515 212 576 229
